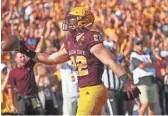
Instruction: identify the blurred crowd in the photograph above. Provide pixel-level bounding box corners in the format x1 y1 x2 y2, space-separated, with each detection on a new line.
1 0 168 115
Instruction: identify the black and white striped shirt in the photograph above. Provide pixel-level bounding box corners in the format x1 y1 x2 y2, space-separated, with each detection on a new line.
102 40 123 90
102 66 123 90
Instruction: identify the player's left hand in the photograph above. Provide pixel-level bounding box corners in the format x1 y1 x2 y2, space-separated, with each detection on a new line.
123 80 141 100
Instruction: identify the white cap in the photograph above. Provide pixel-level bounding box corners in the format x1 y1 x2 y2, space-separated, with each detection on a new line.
160 51 168 58
1 63 7 72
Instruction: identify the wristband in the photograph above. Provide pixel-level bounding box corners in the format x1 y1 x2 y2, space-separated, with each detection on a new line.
21 41 36 59
120 74 131 82
24 49 36 59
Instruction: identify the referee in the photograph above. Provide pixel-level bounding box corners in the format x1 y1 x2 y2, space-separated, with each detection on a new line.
102 40 125 115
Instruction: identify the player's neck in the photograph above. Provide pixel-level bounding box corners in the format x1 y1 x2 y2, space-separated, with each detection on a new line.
71 29 88 43
76 33 84 42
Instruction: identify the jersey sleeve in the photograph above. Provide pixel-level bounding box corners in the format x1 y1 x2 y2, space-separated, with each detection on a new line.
87 31 103 50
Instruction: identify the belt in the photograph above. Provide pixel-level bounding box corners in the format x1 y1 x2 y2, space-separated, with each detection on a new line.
108 89 123 92
17 94 38 99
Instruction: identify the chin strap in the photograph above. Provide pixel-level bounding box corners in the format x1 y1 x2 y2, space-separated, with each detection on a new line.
84 22 93 28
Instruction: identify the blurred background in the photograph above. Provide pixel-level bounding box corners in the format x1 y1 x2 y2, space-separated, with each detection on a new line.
1 0 168 115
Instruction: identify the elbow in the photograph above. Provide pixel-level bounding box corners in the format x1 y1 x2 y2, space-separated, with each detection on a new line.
104 62 111 68
104 62 109 67
105 60 116 68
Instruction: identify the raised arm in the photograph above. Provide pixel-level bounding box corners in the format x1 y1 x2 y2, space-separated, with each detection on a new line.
1 69 10 91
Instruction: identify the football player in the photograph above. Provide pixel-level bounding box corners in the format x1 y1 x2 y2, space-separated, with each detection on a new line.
3 7 141 115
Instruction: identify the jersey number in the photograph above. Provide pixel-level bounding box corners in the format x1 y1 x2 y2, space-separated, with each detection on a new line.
70 56 88 76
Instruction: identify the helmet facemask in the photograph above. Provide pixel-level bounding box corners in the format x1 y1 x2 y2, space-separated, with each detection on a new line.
62 14 78 32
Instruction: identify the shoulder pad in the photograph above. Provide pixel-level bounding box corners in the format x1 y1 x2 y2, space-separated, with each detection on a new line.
90 31 103 42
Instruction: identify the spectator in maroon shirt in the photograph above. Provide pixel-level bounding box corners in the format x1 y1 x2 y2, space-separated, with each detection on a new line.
154 47 167 115
7 51 44 115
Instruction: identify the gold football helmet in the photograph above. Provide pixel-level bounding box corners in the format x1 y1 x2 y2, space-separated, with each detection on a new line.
62 7 95 31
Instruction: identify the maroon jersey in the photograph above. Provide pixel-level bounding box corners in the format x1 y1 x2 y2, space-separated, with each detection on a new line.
64 30 104 88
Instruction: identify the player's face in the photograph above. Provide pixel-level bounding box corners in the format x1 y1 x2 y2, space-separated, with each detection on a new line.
62 15 77 31
15 53 27 67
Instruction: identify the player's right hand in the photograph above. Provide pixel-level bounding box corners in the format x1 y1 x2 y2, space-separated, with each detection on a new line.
1 34 25 52
15 40 28 53
2 35 20 51
2 34 36 59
